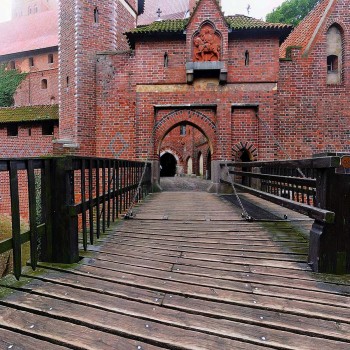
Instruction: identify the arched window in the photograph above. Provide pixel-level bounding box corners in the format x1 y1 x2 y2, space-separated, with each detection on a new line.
326 24 343 84
34 5 38 13
41 79 48 89
28 6 32 15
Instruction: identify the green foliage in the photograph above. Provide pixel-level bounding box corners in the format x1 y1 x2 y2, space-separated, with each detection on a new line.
266 0 319 26
0 63 27 107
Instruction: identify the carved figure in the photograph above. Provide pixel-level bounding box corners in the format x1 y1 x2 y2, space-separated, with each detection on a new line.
193 24 221 62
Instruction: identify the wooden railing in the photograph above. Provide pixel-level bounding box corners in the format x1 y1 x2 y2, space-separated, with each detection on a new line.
220 156 350 274
0 157 152 279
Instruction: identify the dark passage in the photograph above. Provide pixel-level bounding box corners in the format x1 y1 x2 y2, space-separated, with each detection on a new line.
160 153 177 177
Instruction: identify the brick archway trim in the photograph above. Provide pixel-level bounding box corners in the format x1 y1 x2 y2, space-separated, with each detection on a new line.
232 141 258 161
155 109 216 154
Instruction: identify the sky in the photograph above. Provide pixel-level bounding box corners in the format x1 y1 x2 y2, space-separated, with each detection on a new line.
0 0 286 23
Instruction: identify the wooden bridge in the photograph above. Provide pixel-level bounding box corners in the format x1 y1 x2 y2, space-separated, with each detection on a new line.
0 189 349 349
0 156 349 349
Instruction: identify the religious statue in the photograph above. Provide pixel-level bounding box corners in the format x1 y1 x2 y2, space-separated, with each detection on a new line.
193 24 221 62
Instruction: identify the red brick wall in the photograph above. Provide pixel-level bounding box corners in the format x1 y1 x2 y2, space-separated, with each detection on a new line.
277 1 350 158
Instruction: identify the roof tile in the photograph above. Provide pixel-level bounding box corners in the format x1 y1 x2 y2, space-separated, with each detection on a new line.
0 10 58 57
0 105 59 123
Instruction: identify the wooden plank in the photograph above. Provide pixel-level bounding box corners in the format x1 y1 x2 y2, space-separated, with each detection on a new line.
172 264 350 296
81 258 349 306
14 282 350 349
0 327 67 350
27 160 38 270
162 294 350 342
43 263 350 323
0 305 163 350
230 170 316 186
88 158 94 245
81 159 87 251
224 156 341 169
98 241 308 265
9 161 21 280
226 181 335 223
2 290 267 350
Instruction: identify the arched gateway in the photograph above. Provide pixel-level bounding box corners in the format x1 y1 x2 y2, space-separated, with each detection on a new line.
152 109 216 183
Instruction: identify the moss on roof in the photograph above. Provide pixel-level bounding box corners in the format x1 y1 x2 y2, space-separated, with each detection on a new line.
127 15 291 35
0 105 59 124
225 15 291 30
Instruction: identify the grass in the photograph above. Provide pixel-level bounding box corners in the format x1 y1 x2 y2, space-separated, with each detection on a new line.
0 214 30 278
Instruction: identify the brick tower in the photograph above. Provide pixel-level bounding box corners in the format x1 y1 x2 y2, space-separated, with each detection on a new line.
57 0 139 155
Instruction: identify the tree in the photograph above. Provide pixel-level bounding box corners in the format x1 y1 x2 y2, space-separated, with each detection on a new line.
0 63 27 107
266 0 320 26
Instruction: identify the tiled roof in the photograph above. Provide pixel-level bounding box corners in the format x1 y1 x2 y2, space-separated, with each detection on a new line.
226 15 292 30
0 10 58 57
129 19 188 34
138 0 189 26
0 105 59 124
280 0 334 58
128 14 291 34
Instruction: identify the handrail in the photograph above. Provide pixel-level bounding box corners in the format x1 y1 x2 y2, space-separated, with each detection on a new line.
219 155 350 274
0 156 152 280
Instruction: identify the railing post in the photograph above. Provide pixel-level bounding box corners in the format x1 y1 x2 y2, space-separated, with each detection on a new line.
50 157 79 264
309 167 350 273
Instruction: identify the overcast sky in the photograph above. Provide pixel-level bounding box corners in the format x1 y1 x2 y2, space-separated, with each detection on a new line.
0 0 286 23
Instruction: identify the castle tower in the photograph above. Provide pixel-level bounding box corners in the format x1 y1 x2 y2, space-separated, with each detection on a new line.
11 0 58 18
57 0 139 155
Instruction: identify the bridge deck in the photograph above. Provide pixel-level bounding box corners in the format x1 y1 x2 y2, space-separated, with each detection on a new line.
0 191 349 349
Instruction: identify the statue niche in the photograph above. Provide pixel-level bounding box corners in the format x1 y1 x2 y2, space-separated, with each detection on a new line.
193 23 221 62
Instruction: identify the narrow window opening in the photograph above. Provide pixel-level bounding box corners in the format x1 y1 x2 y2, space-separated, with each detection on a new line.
34 5 37 13
66 76 69 87
180 125 186 136
41 79 48 89
28 128 32 136
10 61 16 70
42 122 54 136
164 52 169 67
94 7 99 23
29 57 34 67
7 125 18 137
327 55 338 72
48 54 54 64
245 50 250 66
28 6 32 15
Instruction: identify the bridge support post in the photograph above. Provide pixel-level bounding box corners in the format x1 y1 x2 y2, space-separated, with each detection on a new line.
207 160 233 193
309 167 350 273
151 160 162 192
42 157 79 264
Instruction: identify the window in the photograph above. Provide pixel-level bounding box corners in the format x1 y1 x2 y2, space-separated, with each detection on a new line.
180 125 186 136
7 125 18 137
66 76 69 87
28 6 32 14
29 57 34 67
327 55 338 72
48 54 54 64
28 128 32 136
10 61 15 70
245 50 250 66
42 123 54 135
326 24 342 84
41 79 48 89
164 52 169 67
34 5 38 13
94 7 99 23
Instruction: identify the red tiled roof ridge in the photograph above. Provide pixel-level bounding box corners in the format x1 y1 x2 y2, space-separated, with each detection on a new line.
0 10 58 57
280 0 335 58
